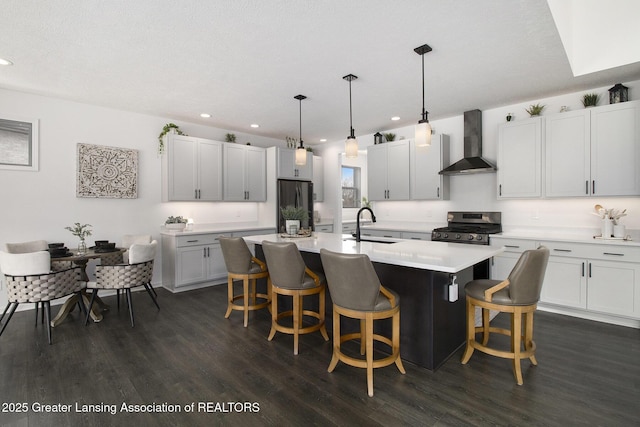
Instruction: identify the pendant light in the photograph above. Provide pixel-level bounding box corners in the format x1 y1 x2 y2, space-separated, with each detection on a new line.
343 74 358 158
294 94 307 166
414 43 432 147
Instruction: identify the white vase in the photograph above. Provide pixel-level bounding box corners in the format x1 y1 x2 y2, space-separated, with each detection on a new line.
613 224 626 238
285 220 300 235
602 218 613 238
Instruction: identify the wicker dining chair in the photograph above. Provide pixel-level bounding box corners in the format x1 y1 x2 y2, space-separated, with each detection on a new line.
0 250 86 344
85 240 159 327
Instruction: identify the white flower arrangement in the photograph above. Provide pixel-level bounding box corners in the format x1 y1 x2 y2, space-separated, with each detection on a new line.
593 204 627 225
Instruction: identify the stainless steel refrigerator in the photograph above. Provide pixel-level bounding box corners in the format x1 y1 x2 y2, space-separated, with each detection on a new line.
277 179 314 233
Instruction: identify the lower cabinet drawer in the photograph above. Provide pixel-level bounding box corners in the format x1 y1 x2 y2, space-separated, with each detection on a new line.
315 224 334 233
490 237 537 253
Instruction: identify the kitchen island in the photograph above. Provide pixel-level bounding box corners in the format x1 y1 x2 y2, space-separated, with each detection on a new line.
244 232 504 370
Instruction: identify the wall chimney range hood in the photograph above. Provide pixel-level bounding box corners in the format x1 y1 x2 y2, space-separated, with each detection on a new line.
439 109 496 175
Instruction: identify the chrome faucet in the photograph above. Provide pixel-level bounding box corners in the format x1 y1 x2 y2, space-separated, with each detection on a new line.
355 207 376 242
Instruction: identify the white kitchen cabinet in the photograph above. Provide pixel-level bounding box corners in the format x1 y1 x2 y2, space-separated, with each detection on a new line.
223 144 266 201
410 135 450 200
545 110 591 197
359 229 402 239
315 224 333 233
588 260 640 318
161 228 275 292
537 239 640 319
342 223 356 234
313 155 324 202
497 117 542 199
545 101 640 197
367 140 410 201
590 101 640 196
401 231 431 241
276 147 312 180
490 237 538 281
162 134 223 201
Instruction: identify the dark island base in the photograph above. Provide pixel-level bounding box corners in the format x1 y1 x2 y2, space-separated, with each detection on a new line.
254 245 473 371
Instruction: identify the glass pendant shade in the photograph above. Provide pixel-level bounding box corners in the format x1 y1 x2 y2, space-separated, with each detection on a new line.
295 146 307 165
415 121 432 147
345 136 358 158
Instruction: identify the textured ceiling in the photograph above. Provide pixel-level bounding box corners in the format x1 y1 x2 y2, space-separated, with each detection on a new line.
2 0 639 144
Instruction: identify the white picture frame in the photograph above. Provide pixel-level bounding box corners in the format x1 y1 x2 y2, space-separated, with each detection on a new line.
0 116 39 171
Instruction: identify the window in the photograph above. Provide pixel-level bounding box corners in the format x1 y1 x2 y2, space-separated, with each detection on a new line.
0 117 39 171
342 166 361 208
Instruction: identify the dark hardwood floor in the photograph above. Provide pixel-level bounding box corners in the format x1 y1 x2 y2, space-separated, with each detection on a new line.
1 284 639 426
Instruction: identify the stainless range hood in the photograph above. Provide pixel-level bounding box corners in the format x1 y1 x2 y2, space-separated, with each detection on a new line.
439 109 496 175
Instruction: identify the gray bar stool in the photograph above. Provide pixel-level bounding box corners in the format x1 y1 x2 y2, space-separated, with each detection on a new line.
319 248 405 397
461 246 549 385
261 240 329 355
219 237 270 327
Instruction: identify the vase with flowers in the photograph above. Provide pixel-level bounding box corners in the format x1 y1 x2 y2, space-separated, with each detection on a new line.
65 222 93 254
592 204 627 238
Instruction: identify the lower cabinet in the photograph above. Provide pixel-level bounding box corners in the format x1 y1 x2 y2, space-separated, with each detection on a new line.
491 236 640 324
162 228 275 292
315 224 333 233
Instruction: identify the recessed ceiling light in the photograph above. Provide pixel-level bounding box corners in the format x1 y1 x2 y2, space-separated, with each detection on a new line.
320 139 327 142
391 116 400 121
250 124 259 128
0 58 13 66
200 113 211 118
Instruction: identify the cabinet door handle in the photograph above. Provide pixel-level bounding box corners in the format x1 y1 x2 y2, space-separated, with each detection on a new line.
410 237 421 240
588 262 592 278
585 180 589 195
195 189 198 199
504 245 520 248
203 248 207 257
499 184 502 196
187 240 199 243
553 248 572 252
581 262 585 277
603 252 624 257
592 180 595 194
437 187 440 198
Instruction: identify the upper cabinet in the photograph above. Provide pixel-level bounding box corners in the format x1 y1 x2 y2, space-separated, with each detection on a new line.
545 110 591 197
545 101 640 197
223 144 266 201
367 140 410 201
313 155 324 202
161 134 223 202
590 101 640 196
276 147 312 180
497 117 542 199
410 134 450 200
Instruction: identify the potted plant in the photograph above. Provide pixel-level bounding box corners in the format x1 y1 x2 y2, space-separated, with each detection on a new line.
158 123 185 155
525 104 545 117
165 215 188 231
383 133 396 142
65 222 92 254
582 93 599 108
225 133 236 143
280 205 308 235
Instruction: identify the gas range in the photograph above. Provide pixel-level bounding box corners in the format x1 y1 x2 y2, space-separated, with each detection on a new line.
431 212 502 245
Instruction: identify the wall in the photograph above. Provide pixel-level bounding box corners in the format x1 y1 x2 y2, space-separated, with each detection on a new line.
0 88 284 310
314 79 640 233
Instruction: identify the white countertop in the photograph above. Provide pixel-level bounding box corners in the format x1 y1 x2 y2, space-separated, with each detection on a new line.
160 222 276 236
243 232 504 273
495 227 640 247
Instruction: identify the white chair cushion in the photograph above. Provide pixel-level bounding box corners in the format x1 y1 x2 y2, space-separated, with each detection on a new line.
4 240 48 254
0 250 51 276
128 240 157 264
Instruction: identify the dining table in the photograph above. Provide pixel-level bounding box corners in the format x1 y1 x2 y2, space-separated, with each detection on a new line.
50 247 125 327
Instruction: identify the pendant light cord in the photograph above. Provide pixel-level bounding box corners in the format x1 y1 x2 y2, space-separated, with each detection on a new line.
299 97 303 147
421 52 426 120
349 78 354 137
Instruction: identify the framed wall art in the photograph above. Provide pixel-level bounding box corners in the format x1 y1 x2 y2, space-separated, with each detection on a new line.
76 143 138 198
0 117 39 171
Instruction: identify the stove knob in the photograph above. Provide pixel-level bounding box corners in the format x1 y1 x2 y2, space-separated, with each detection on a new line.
477 235 483 241
455 234 461 240
443 233 449 239
436 233 441 238
468 234 474 240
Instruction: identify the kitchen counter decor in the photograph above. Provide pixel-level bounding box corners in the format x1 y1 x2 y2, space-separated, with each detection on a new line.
592 204 627 238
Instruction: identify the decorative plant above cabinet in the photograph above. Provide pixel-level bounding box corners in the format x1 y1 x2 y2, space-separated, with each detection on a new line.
157 123 185 155
525 103 545 117
581 93 599 108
